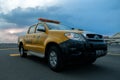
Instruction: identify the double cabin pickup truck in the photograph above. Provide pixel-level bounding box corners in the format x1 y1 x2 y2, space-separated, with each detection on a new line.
18 18 107 71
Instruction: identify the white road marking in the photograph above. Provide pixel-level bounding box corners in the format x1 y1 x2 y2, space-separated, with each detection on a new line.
108 52 120 56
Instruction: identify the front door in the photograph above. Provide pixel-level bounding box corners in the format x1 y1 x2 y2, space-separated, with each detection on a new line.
32 23 48 53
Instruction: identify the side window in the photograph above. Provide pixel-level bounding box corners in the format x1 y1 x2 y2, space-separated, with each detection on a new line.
28 25 36 34
36 23 45 33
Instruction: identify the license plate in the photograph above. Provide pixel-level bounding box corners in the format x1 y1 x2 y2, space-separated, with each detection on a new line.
96 50 104 56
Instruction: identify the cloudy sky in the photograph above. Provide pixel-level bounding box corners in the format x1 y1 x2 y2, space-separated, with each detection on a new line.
0 0 120 43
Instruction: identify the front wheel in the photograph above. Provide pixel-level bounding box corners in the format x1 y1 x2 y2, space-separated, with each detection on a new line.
19 45 27 57
85 58 96 65
47 46 64 72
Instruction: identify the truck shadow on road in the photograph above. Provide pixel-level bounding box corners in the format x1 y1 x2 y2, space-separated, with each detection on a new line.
24 55 113 75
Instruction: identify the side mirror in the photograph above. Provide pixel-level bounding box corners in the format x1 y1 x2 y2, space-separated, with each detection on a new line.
37 29 45 32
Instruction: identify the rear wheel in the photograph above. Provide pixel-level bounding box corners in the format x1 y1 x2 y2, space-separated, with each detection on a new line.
19 45 27 57
47 46 64 72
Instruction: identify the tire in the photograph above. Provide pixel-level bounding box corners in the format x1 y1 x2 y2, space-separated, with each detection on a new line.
85 58 96 65
47 46 64 72
19 45 27 57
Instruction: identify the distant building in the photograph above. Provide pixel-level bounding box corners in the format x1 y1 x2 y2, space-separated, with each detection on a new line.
112 32 120 39
111 32 120 44
104 32 120 45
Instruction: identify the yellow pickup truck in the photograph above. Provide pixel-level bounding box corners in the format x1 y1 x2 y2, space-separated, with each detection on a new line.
18 18 107 71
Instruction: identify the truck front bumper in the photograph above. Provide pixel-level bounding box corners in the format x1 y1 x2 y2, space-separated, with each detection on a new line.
59 39 107 59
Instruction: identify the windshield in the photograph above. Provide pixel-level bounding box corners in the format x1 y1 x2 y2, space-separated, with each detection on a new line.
46 23 72 30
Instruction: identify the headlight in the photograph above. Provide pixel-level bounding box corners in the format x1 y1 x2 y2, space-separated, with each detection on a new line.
65 32 86 41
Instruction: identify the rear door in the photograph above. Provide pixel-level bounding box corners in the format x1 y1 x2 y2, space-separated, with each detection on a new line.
25 25 36 50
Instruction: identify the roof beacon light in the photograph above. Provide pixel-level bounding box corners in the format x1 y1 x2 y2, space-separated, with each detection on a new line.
38 18 60 24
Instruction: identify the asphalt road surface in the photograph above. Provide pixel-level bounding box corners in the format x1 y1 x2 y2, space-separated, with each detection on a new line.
0 45 120 80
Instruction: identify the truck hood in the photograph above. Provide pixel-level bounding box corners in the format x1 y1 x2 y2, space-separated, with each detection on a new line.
48 30 83 34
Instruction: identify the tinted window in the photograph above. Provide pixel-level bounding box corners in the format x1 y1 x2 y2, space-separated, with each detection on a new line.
28 25 36 34
46 23 72 30
36 23 45 33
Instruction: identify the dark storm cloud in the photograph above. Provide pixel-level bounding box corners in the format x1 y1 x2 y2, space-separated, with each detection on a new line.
0 6 71 28
0 0 120 35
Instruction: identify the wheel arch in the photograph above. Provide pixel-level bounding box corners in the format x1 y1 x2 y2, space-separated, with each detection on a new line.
19 42 23 46
45 42 61 58
19 42 23 50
